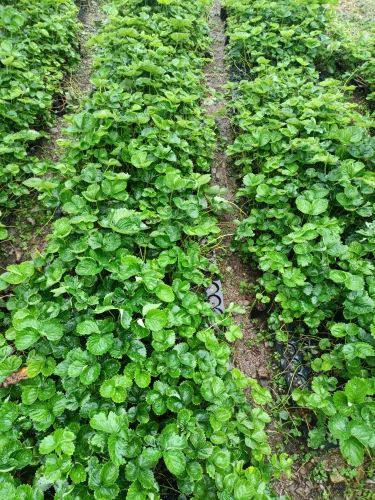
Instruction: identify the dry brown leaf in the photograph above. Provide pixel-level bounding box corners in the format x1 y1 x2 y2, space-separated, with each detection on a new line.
2 367 29 387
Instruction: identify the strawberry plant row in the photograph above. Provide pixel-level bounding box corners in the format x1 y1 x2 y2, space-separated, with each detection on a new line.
0 0 80 240
0 0 290 497
225 0 375 467
322 19 375 107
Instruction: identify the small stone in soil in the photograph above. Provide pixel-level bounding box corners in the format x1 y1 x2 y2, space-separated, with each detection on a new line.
330 473 346 484
355 467 365 482
295 487 307 496
257 366 270 379
256 302 267 312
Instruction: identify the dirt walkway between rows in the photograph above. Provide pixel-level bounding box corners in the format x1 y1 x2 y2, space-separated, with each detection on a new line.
203 0 270 382
0 0 103 270
38 0 103 162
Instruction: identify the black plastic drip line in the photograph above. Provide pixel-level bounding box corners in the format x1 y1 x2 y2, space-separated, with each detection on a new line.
275 338 312 390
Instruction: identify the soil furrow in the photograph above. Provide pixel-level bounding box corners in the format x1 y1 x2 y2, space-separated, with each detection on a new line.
0 0 103 270
204 0 270 382
37 0 103 162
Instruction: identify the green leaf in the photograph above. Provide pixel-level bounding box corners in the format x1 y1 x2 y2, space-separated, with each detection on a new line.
87 334 113 355
296 195 328 216
126 481 147 500
130 151 152 168
75 257 102 276
340 437 364 466
39 434 55 455
27 353 56 378
127 340 147 361
134 369 151 388
234 478 255 499
187 461 203 481
145 309 168 332
0 225 8 241
70 464 86 483
160 430 187 451
15 330 40 350
155 283 175 303
342 342 375 360
76 320 100 336
94 109 114 119
330 323 361 338
39 428 75 456
90 411 122 434
101 462 119 486
83 364 101 385
308 427 326 449
22 385 39 405
100 375 131 403
201 376 225 402
249 379 272 405
328 415 350 440
213 407 232 422
2 261 34 284
0 402 19 431
118 255 142 280
344 377 371 403
108 435 127 466
53 218 72 238
41 320 64 341
282 267 306 287
224 324 243 342
329 270 364 291
102 208 146 235
163 450 186 476
350 422 375 448
120 310 132 330
212 448 230 469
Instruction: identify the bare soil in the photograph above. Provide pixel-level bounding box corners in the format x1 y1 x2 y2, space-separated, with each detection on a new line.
204 0 271 382
337 0 375 24
0 0 103 271
37 0 103 162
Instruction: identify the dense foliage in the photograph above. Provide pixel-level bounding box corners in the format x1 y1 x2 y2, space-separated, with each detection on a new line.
225 0 375 467
0 0 80 239
0 0 290 497
323 16 375 107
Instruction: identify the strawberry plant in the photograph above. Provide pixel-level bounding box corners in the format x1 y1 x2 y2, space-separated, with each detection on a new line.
0 0 290 497
224 0 331 75
225 0 375 467
0 0 80 238
321 18 375 107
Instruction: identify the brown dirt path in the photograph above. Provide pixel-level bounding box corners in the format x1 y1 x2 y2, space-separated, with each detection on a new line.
204 0 270 381
37 0 103 162
337 0 375 24
0 0 103 270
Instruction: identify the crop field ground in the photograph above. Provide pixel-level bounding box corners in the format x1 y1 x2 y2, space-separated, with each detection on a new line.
0 0 374 498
